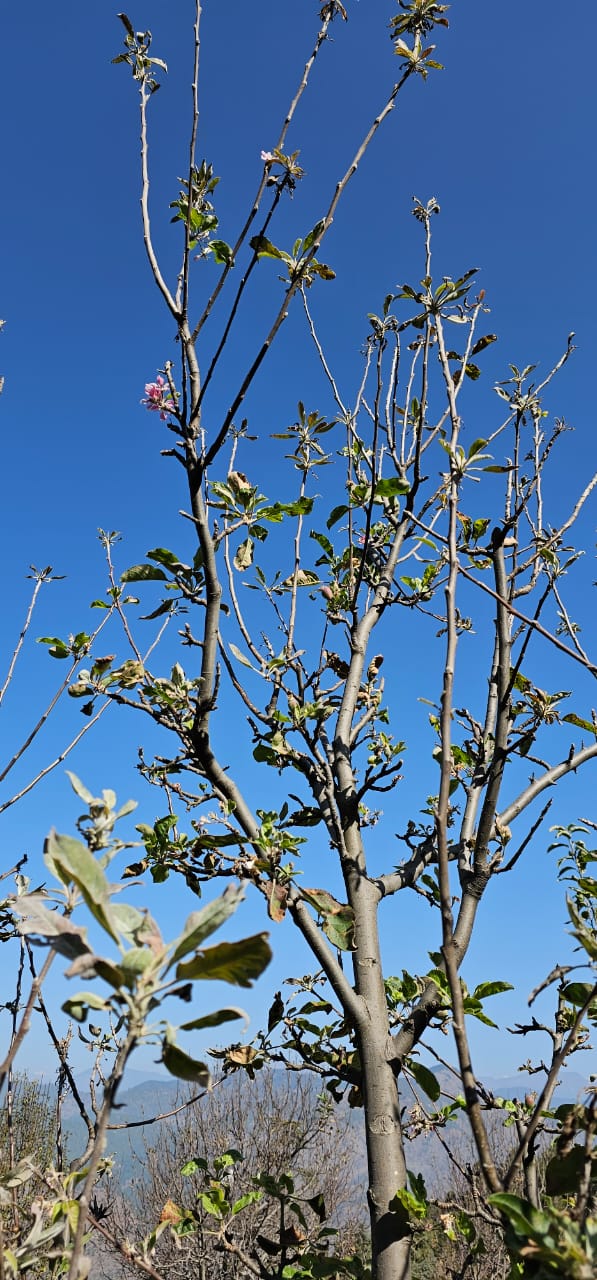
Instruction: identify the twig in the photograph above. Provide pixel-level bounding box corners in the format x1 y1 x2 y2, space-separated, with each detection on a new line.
0 570 49 707
0 607 114 787
433 307 501 1194
179 0 201 323
503 981 597 1190
139 85 179 319
458 560 597 677
67 1032 137 1280
26 940 94 1142
107 1085 210 1131
0 950 56 1092
191 7 335 342
201 68 414 474
0 700 110 816
88 1212 169 1280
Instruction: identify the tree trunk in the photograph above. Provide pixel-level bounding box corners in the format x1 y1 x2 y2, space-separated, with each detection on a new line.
352 880 412 1280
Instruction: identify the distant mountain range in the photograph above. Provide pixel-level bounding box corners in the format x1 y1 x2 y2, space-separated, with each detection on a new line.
60 1063 590 1196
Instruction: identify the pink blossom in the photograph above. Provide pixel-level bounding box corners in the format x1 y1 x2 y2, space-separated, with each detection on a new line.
141 375 175 421
261 150 274 163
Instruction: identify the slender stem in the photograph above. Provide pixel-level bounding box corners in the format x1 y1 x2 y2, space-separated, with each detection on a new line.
196 185 282 413
27 940 94 1143
286 470 309 659
67 1031 137 1280
191 9 334 342
180 0 201 323
0 572 46 707
457 561 597 676
0 608 114 787
88 1214 169 1280
0 700 110 816
503 981 597 1190
139 86 179 319
0 951 55 1092
201 69 414 475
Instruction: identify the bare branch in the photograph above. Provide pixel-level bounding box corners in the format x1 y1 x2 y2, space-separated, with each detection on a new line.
0 570 49 707
503 981 597 1191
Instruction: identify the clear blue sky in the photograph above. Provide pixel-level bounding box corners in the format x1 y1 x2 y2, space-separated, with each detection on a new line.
1 1 596 1080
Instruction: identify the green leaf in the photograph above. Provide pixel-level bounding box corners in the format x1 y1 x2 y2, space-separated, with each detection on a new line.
169 885 245 965
563 712 597 737
200 1188 227 1218
209 239 235 267
65 772 95 805
407 1059 441 1102
307 1192 327 1222
310 530 334 558
561 981 597 1007
117 13 135 38
488 1193 551 1240
179 1007 246 1032
253 742 278 765
13 895 91 960
462 998 498 1028
284 569 320 587
162 1039 210 1085
302 887 346 915
120 947 155 982
326 504 349 529
408 1170 427 1202
322 907 355 951
232 1190 263 1215
568 897 597 960
234 537 254 570
44 830 120 943
260 498 314 521
110 902 150 941
62 991 111 1023
545 1145 587 1196
147 547 189 571
140 599 174 621
471 334 497 356
181 1157 208 1176
389 1187 427 1224
374 476 410 500
37 636 71 659
472 981 514 1000
250 234 285 261
121 564 168 582
303 220 324 253
176 933 272 986
229 642 255 670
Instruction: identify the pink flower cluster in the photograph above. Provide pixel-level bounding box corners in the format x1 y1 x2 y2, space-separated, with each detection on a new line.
141 375 175 421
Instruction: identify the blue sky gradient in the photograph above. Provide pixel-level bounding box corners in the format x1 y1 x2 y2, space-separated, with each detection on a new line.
1 1 596 1079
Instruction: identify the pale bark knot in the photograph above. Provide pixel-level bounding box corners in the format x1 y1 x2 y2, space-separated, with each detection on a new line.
369 1113 395 1134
